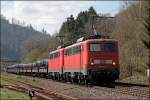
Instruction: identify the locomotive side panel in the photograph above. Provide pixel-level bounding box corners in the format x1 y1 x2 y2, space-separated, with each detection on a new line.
48 49 64 74
63 44 82 73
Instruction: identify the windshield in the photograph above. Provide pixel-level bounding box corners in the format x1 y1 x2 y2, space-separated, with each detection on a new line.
89 43 101 51
105 43 115 52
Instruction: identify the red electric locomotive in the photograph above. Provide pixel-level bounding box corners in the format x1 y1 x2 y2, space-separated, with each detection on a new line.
85 39 119 82
48 36 120 83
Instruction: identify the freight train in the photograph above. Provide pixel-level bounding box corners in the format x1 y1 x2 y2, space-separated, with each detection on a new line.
7 35 120 84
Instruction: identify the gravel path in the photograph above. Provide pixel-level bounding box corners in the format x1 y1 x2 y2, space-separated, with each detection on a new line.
23 76 149 100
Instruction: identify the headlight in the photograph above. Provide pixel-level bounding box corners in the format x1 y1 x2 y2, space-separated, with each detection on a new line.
91 62 94 65
112 62 116 65
91 59 94 65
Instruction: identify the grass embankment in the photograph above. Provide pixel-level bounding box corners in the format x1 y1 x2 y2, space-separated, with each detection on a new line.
119 73 149 85
1 72 40 86
0 72 37 100
1 88 31 100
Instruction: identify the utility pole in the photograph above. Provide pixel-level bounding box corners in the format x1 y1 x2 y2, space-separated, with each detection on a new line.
56 35 65 47
17 38 21 61
91 14 98 35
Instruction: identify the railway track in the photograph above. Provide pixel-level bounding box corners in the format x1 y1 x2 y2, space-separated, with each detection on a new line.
2 74 149 99
5 85 54 100
93 82 150 99
112 87 150 98
112 82 150 99
1 77 77 100
53 79 150 99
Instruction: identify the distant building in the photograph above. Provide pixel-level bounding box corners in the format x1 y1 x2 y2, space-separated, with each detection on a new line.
0 58 20 72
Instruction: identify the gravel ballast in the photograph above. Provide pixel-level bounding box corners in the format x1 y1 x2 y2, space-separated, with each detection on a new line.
23 76 148 100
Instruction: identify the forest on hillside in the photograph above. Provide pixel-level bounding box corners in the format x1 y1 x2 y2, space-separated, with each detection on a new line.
1 1 149 78
1 15 50 60
59 6 115 44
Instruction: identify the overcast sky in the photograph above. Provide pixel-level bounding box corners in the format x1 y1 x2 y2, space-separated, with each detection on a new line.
1 1 121 35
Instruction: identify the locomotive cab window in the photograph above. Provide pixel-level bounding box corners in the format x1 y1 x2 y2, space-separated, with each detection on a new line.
105 43 115 52
65 48 72 56
49 52 59 59
49 54 53 59
73 45 81 54
89 43 101 51
65 45 81 56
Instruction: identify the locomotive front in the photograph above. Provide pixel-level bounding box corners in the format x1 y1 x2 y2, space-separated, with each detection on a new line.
86 39 120 82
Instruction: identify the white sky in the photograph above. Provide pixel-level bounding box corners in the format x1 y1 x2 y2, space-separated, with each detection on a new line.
1 1 120 35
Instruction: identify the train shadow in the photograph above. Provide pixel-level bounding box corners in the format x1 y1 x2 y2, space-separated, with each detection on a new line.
91 82 116 88
113 82 149 87
91 81 149 88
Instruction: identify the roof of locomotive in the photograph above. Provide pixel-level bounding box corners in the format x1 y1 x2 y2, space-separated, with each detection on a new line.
64 38 117 49
86 38 117 42
49 48 63 54
49 35 117 53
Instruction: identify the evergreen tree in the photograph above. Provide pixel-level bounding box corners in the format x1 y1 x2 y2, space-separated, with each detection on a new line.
67 14 76 33
59 6 98 43
88 6 97 16
143 5 150 68
76 11 88 25
42 28 47 34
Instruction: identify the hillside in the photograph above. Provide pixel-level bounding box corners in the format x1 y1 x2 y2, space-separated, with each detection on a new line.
0 15 50 60
112 1 149 78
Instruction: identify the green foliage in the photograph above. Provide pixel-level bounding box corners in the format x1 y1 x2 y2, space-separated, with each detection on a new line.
0 88 33 100
59 6 97 43
24 49 40 63
77 11 88 24
120 73 149 84
0 72 38 100
88 6 97 16
143 5 150 68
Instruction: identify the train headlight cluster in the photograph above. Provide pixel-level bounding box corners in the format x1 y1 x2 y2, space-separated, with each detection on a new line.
105 60 116 65
90 59 116 65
